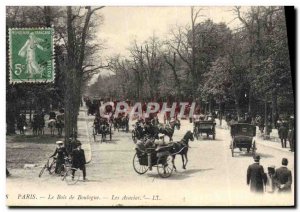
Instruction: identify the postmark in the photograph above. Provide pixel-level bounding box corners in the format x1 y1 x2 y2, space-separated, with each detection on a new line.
9 28 55 83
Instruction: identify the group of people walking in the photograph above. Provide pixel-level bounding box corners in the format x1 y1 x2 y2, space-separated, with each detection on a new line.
247 155 292 194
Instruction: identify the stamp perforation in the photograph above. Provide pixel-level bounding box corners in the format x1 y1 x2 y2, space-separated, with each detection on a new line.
8 27 55 84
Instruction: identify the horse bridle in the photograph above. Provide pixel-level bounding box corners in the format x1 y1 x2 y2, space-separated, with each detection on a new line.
181 132 193 145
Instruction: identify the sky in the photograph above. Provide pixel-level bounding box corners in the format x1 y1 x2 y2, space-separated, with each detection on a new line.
97 6 248 57
89 6 250 84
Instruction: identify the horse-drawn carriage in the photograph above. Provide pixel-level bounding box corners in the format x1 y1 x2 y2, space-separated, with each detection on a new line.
133 131 194 178
86 98 101 116
131 117 180 143
193 120 216 140
113 114 129 132
93 118 112 142
132 121 145 143
133 145 174 178
230 123 256 157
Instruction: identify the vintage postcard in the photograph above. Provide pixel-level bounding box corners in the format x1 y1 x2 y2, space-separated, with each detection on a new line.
6 6 295 207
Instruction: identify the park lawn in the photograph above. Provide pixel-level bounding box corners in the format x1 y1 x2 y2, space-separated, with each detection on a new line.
6 135 59 169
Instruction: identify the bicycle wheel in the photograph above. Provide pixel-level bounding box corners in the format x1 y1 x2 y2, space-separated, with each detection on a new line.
38 165 46 178
48 160 56 174
63 168 80 185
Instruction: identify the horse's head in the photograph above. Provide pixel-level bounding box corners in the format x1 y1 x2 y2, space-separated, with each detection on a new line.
169 119 180 130
183 130 194 144
175 119 181 130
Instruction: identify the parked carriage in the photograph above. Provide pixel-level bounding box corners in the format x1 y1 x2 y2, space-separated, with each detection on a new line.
193 120 216 140
230 123 256 157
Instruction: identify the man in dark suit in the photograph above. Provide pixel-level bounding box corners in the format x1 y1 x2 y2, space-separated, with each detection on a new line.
278 121 289 148
247 155 266 193
71 142 87 181
274 158 292 193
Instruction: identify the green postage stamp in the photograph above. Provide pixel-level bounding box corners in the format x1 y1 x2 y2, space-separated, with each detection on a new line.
9 28 55 83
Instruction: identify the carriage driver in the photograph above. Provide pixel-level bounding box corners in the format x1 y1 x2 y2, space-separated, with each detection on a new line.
49 141 68 175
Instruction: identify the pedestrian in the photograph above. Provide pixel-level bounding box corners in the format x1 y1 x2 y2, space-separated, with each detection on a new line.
71 142 87 181
274 158 292 193
49 110 56 120
49 141 68 175
265 165 276 193
278 120 289 148
6 168 11 177
288 116 295 152
247 155 267 193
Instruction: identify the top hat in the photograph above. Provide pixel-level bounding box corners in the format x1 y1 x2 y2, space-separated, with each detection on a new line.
254 155 260 162
282 158 288 166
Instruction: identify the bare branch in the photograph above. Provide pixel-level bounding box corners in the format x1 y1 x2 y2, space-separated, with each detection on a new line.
83 64 109 73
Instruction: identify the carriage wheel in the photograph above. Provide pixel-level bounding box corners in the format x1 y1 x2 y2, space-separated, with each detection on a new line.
133 153 148 174
109 128 112 141
157 155 173 178
132 130 137 143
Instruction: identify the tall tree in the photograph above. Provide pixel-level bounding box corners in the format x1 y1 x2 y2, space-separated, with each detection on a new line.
64 6 105 143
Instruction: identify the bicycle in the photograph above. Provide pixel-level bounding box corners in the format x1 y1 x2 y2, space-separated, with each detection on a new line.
38 157 56 177
61 157 80 185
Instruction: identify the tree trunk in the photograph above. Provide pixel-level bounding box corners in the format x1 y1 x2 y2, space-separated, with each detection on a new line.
248 87 252 116
271 89 278 128
234 93 242 119
264 99 269 138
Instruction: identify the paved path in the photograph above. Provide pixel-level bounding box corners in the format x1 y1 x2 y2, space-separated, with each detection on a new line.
215 118 292 153
77 107 92 163
6 112 294 206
